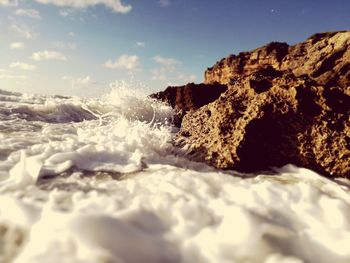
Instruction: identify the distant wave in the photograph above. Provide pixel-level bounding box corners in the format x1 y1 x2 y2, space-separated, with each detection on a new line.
0 104 96 123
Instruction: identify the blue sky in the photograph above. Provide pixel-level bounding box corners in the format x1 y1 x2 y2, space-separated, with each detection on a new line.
0 0 349 97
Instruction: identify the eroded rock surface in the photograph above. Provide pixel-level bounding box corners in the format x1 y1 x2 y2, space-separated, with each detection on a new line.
205 31 350 90
153 31 350 177
178 68 350 177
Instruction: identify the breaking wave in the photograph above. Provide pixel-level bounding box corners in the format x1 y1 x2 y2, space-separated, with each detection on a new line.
0 86 350 263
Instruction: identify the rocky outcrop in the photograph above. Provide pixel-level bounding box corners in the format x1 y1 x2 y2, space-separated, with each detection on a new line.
205 42 289 84
153 31 350 178
150 82 227 126
205 31 350 90
178 68 350 177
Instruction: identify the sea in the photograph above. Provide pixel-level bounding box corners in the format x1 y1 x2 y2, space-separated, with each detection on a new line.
0 86 350 263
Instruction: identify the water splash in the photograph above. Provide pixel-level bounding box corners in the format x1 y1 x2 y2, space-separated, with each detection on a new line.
0 87 350 263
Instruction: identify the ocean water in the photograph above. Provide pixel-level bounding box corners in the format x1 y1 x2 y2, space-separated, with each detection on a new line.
0 86 350 263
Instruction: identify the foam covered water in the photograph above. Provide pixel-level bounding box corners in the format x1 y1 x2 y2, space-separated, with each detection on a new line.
0 87 349 263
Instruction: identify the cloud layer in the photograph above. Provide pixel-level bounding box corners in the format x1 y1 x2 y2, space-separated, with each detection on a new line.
104 54 140 71
62 75 97 89
15 8 41 19
9 42 25 49
31 51 67 61
151 55 196 83
0 0 18 7
34 0 132 13
153 55 180 66
0 74 27 79
10 62 36 71
10 21 38 39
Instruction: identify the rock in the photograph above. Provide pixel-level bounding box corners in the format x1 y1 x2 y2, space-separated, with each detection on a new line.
150 82 227 126
205 31 350 90
205 42 289 84
178 69 350 177
173 31 349 178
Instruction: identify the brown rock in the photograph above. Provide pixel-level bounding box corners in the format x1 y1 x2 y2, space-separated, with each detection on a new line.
178 68 350 177
205 42 289 85
173 31 350 178
205 31 350 90
150 82 227 126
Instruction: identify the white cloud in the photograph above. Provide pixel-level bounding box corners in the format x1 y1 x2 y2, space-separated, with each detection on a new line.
31 50 67 61
34 0 132 14
62 75 98 89
68 31 75 37
15 9 41 19
0 73 27 80
0 0 18 7
151 55 179 80
152 55 181 79
58 9 74 17
63 75 92 84
9 42 25 49
53 41 76 49
153 55 180 67
159 0 170 7
151 55 196 84
10 62 36 71
10 21 38 39
151 68 167 81
104 54 141 71
136 42 145 48
78 76 93 84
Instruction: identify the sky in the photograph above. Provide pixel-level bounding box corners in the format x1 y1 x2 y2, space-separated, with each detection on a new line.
0 0 349 97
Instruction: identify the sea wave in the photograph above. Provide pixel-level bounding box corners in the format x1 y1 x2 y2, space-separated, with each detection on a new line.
0 87 350 263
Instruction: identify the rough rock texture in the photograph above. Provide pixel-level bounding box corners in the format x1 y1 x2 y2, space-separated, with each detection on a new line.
205 31 350 90
150 82 227 125
153 31 350 177
178 68 350 177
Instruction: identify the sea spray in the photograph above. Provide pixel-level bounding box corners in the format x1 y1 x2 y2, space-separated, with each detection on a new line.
0 87 350 263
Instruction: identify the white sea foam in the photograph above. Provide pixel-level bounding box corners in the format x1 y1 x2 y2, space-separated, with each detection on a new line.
0 87 349 263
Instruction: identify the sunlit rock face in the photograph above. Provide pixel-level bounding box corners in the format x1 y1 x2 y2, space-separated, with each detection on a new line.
152 31 350 177
205 31 350 90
